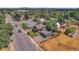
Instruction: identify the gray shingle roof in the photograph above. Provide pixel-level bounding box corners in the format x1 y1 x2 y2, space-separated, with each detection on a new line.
41 29 51 35
36 24 45 30
26 20 37 28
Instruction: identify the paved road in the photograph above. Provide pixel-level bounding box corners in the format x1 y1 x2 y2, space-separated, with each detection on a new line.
5 14 40 51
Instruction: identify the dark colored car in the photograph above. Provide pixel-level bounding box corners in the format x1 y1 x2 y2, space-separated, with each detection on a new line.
9 32 13 35
18 30 21 33
15 24 17 27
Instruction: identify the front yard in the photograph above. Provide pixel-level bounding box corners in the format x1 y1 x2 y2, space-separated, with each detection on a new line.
27 31 38 38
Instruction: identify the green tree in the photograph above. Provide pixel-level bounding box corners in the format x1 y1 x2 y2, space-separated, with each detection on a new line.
13 13 20 21
46 19 57 31
5 23 13 35
0 17 13 49
0 15 5 24
65 27 76 34
0 29 10 48
21 23 28 29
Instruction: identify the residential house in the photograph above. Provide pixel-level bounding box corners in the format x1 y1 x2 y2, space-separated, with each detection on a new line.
40 28 52 38
39 18 45 23
26 20 38 28
32 24 45 32
20 15 26 20
36 24 45 30
34 18 45 23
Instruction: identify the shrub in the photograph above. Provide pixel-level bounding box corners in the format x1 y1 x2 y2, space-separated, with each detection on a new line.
65 27 76 34
27 31 38 37
21 23 28 29
65 27 76 36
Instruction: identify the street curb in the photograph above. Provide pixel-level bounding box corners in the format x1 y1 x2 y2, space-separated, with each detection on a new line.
26 34 43 51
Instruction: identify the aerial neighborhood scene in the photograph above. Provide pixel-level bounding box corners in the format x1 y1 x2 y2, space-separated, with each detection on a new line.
0 8 79 51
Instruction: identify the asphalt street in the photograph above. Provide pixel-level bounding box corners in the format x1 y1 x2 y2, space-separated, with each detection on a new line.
5 14 40 51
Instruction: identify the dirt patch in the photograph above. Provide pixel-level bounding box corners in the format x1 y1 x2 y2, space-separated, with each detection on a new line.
0 44 11 51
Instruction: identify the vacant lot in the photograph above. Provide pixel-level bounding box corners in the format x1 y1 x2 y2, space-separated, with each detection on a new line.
40 25 79 51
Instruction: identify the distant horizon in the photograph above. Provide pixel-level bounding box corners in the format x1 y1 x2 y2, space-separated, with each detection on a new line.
0 7 79 9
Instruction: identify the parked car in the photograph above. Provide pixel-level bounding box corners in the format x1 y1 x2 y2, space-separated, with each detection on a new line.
15 24 18 27
18 30 21 33
9 32 13 35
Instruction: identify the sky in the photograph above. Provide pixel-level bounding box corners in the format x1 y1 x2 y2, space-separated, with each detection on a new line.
0 0 79 8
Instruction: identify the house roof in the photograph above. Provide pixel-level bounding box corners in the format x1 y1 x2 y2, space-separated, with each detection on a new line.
36 24 45 30
39 18 45 22
26 20 37 28
41 29 51 35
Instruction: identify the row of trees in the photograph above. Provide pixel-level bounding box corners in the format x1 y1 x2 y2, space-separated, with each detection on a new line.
10 9 79 24
0 14 13 49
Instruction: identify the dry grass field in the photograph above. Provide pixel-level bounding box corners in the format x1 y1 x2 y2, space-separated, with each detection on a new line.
40 25 79 51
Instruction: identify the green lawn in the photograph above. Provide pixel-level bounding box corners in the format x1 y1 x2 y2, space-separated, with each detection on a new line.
27 31 38 38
